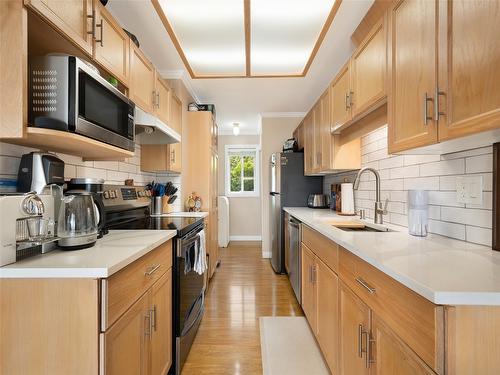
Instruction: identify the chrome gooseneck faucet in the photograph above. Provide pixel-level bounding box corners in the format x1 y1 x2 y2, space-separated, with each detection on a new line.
353 167 388 224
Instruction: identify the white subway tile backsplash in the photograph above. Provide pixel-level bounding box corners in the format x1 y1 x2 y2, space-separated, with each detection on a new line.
441 207 492 228
106 170 129 182
428 220 466 240
441 146 492 160
76 166 107 180
94 161 119 170
390 165 419 179
403 176 440 191
403 154 440 166
466 154 493 173
322 124 493 247
379 155 404 170
119 162 137 174
466 226 492 246
420 159 465 177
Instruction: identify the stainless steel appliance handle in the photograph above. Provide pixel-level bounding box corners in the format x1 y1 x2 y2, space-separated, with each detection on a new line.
288 220 300 228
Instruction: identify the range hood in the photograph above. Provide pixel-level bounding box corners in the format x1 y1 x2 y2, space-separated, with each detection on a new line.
134 107 181 145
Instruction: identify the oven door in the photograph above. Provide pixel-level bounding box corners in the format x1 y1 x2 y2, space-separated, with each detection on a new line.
75 60 135 151
175 226 205 374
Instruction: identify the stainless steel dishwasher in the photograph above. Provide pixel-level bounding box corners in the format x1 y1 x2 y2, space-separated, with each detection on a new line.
287 216 301 303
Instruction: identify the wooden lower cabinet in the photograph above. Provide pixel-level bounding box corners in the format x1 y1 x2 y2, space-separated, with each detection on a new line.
104 290 151 375
370 313 435 375
339 283 370 375
301 244 317 332
150 271 173 375
316 258 339 374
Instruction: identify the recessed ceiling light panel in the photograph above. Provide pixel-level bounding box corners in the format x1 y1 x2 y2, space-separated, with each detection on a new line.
157 0 246 76
250 0 337 76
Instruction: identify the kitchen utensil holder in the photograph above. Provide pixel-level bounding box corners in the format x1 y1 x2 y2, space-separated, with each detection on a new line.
152 197 163 215
162 196 173 213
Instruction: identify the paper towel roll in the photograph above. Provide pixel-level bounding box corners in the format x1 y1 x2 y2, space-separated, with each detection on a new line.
341 183 355 215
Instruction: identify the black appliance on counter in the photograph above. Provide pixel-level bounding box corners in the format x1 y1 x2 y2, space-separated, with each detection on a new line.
29 55 135 151
17 152 65 194
101 184 206 375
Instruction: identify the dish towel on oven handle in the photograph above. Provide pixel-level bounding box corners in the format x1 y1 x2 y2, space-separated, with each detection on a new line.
194 229 207 275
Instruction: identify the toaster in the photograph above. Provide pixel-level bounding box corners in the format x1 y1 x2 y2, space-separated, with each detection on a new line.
307 194 330 208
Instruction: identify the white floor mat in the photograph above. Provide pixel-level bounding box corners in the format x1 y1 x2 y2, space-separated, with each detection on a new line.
259 316 330 375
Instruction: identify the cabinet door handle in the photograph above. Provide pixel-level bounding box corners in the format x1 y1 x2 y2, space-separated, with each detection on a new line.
151 305 157 331
355 277 376 294
87 10 96 38
144 313 152 337
145 264 161 276
95 18 103 47
358 324 364 358
344 92 349 110
171 149 175 163
423 92 433 125
349 91 354 109
434 88 446 121
365 331 375 368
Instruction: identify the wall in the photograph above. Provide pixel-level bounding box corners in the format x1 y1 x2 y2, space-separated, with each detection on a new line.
0 141 183 211
324 125 493 247
218 134 262 240
260 116 303 257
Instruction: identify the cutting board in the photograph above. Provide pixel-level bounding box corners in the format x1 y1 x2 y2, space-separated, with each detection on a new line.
330 220 365 229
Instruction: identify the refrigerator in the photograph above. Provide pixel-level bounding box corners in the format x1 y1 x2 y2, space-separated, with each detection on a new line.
269 152 323 273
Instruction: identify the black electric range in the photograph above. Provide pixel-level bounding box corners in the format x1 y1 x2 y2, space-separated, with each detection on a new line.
101 185 206 375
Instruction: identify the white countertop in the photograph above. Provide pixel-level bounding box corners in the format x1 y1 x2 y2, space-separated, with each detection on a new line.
0 230 177 279
284 207 500 306
150 211 209 218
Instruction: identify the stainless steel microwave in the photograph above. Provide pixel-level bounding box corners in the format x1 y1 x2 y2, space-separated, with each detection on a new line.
29 55 135 151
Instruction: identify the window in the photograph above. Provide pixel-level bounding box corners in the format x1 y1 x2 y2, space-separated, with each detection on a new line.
225 145 260 197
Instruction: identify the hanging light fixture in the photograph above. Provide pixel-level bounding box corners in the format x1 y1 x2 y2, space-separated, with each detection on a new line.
233 122 240 136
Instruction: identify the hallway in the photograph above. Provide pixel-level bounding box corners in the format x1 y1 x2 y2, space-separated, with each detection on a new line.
182 242 303 375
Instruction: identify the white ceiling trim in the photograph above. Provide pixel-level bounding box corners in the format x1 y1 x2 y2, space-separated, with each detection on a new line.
158 69 201 104
260 112 306 118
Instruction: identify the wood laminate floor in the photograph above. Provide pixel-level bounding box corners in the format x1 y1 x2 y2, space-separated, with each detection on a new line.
181 241 303 375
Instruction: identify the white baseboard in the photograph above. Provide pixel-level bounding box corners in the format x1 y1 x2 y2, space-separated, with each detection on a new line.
229 235 262 241
262 251 272 259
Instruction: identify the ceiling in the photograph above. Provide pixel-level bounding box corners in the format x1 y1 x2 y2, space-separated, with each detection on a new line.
108 0 374 135
152 0 339 78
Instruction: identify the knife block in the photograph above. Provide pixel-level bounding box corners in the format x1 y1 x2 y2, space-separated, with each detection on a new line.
162 196 174 214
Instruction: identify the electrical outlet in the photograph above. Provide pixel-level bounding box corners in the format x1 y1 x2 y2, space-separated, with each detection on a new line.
456 176 483 204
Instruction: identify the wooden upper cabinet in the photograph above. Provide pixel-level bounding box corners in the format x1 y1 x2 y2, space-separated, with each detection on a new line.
104 290 150 375
387 0 438 153
301 244 317 333
168 142 182 173
303 113 314 175
150 271 172 375
331 62 352 132
370 314 435 375
313 102 322 173
350 16 387 120
339 283 370 375
316 258 340 375
293 122 305 151
437 0 500 141
25 0 94 55
129 41 155 113
154 75 171 125
93 0 129 85
169 92 182 135
320 89 332 171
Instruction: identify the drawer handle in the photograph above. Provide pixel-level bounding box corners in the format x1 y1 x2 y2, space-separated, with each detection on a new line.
355 277 376 294
151 305 157 331
145 264 161 276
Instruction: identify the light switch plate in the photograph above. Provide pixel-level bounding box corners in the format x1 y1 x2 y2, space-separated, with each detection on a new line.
456 176 483 204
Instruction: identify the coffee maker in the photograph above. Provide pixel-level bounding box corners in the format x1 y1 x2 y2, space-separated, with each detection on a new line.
17 152 65 194
0 193 56 266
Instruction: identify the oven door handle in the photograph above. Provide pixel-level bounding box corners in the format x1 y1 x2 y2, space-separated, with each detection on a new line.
177 233 201 257
181 295 204 336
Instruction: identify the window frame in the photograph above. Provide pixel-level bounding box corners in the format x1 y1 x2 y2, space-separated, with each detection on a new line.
225 144 260 198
